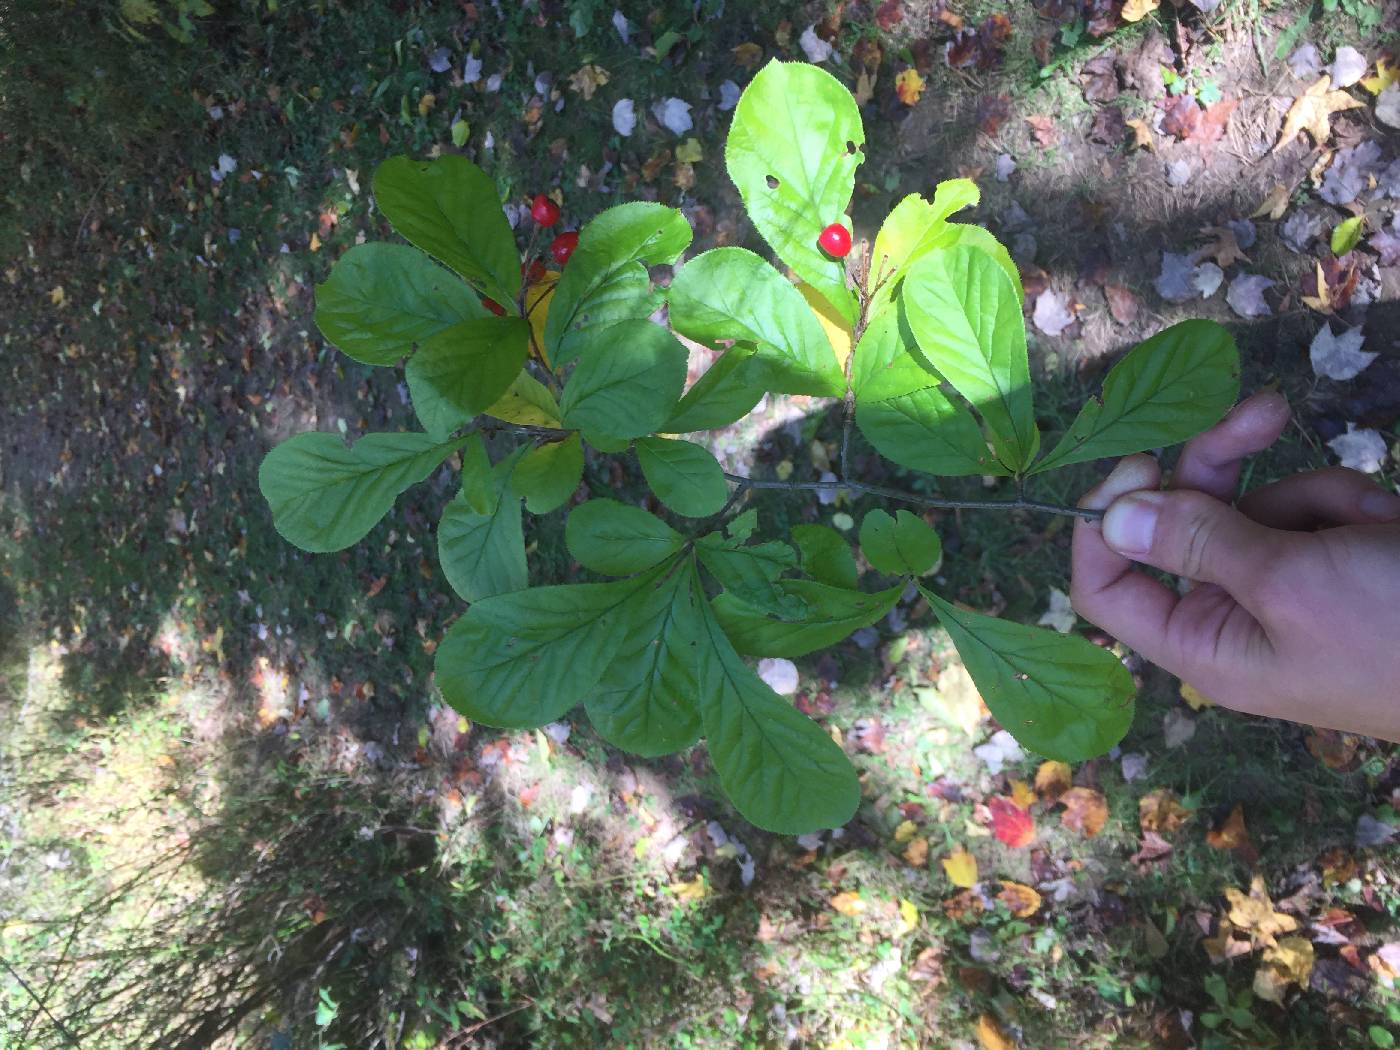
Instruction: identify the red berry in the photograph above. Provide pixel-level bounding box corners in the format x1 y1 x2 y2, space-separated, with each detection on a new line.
521 256 547 283
818 222 852 258
550 230 579 266
482 297 506 316
530 193 560 227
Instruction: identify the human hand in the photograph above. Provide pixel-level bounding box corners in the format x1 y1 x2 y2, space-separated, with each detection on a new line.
1071 391 1400 742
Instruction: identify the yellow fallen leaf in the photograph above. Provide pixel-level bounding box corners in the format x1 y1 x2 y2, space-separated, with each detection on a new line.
976 1013 1013 1050
1125 117 1155 151
854 70 876 106
942 847 979 888
1010 779 1037 810
1139 789 1191 834
903 836 929 867
997 880 1042 918
1206 803 1254 859
1251 184 1291 221
798 283 854 371
894 819 918 844
309 232 322 252
49 285 65 307
418 92 436 117
1180 683 1215 710
1034 760 1072 801
1059 786 1108 837
830 891 867 917
1224 875 1298 948
1253 936 1314 1003
921 661 987 738
732 42 764 70
1120 0 1159 21
1361 57 1399 95
1300 259 1333 314
895 67 925 107
896 898 919 936
1273 75 1365 153
668 874 708 902
567 64 610 101
675 137 703 164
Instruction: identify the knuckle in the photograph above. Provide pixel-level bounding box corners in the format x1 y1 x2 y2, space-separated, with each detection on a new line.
1176 502 1221 580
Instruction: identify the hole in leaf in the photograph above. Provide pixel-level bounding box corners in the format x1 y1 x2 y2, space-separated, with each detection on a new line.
845 140 857 154
765 174 779 189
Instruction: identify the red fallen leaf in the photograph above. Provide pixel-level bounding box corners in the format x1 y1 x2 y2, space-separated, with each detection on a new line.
366 575 388 597
795 690 835 717
1131 830 1174 869
875 0 903 30
977 93 1012 135
989 796 1035 848
1025 114 1058 146
1191 98 1238 146
899 801 927 821
518 782 541 808
1162 96 1202 140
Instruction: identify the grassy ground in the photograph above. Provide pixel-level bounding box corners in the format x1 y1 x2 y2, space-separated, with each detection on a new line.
3 0 1400 1046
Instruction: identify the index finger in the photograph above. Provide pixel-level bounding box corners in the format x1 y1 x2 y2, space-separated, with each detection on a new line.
1170 391 1290 500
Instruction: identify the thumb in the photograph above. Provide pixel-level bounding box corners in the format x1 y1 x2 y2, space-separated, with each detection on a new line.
1100 488 1287 599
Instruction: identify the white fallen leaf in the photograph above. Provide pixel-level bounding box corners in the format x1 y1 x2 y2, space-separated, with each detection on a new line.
463 55 483 84
1356 814 1399 848
973 729 1025 775
1163 709 1196 749
1121 753 1149 781
1377 83 1400 129
1328 45 1367 89
1370 229 1400 266
1288 44 1321 81
486 72 503 92
718 79 741 111
569 783 593 814
611 98 636 136
1033 290 1075 336
1310 324 1375 381
758 657 799 695
210 153 237 183
1188 0 1222 10
1280 210 1323 253
799 25 833 64
651 97 693 136
1226 274 1273 318
1328 424 1388 473
612 9 630 43
544 721 572 744
1036 587 1076 634
995 153 1016 181
1155 251 1197 302
427 47 451 73
1192 261 1224 299
1165 158 1193 187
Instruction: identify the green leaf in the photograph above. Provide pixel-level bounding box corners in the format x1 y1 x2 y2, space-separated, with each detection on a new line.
859 510 941 576
919 586 1135 761
664 345 767 432
789 524 858 590
513 433 583 514
437 452 528 602
696 534 805 618
459 433 494 515
372 155 520 307
868 182 980 313
314 243 484 366
934 224 1023 302
404 317 528 439
544 202 692 365
636 437 729 517
668 247 843 396
484 370 562 427
586 569 703 756
1032 320 1240 474
714 581 901 657
1332 215 1364 256
259 431 461 553
853 311 1003 478
725 60 865 326
696 580 861 833
436 572 660 728
903 245 1038 471
559 320 688 440
565 498 684 576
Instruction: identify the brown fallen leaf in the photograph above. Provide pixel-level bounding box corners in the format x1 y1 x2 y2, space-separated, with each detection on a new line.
1025 114 1058 147
1225 875 1298 948
1254 937 1314 1003
1197 226 1250 268
853 71 877 106
1105 284 1140 325
1273 75 1366 153
1318 847 1358 886
904 836 930 867
1306 729 1361 771
830 891 866 917
567 64 610 101
732 42 764 69
976 1013 1014 1050
1139 789 1191 834
1206 803 1256 862
1131 829 1174 868
997 880 1042 918
1125 117 1155 151
1060 787 1108 837
1034 760 1073 801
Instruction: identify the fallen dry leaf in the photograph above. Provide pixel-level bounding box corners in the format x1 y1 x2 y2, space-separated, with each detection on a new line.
1204 922 1254 964
896 897 919 936
1361 56 1399 95
1131 830 1174 868
1179 682 1215 710
669 874 708 902
732 42 764 70
943 888 985 920
1273 75 1365 153
1206 804 1256 862
567 64 610 100
1125 117 1155 151
1225 875 1298 947
1025 114 1058 146
1139 789 1191 834
989 796 1035 849
997 880 1042 918
1254 937 1314 1002
1034 760 1073 801
1198 226 1250 268
1251 183 1291 220
1306 728 1361 771
1105 284 1140 325
904 837 930 867
1318 846 1358 886
1010 779 1037 810
894 819 918 844
895 68 925 106
1060 787 1108 837
1121 0 1159 21
943 847 979 888
830 891 867 917
976 1013 1014 1050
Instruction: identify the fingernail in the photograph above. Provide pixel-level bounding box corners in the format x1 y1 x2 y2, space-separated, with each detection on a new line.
1103 492 1164 555
1360 489 1400 521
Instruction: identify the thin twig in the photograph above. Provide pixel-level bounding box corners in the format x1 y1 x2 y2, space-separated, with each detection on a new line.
723 472 1102 521
0 951 83 1047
